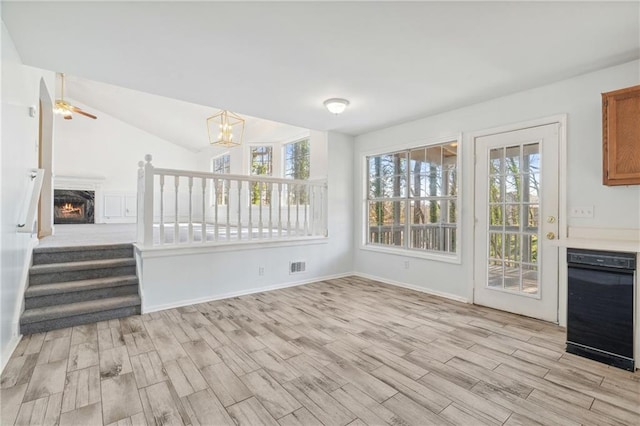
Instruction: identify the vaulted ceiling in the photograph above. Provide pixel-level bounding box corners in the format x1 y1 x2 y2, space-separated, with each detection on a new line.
2 1 639 135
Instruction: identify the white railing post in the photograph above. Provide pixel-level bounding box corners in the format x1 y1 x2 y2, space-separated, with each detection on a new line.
140 154 155 247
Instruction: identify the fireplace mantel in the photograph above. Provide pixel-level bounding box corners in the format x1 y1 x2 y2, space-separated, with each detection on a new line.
54 175 106 190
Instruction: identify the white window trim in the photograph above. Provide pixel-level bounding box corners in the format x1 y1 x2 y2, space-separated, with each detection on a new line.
360 134 463 264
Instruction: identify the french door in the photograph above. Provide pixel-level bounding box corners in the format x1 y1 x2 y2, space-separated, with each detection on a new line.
474 124 559 322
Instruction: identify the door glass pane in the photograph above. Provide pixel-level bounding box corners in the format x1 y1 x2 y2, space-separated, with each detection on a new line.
490 148 504 175
523 143 540 173
489 175 503 203
488 260 503 288
486 143 540 296
505 146 520 175
489 205 504 227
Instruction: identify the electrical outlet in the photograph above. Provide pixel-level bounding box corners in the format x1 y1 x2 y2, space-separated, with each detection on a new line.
404 260 410 269
258 266 265 276
570 206 594 218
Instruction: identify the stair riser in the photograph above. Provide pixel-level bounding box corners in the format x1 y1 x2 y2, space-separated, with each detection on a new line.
25 285 139 309
20 305 141 335
30 266 136 285
33 248 134 265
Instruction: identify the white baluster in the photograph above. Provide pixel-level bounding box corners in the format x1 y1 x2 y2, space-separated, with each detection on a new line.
248 180 254 241
213 178 219 241
237 180 242 240
226 179 231 241
304 183 309 236
295 184 300 236
278 183 283 238
143 155 154 247
201 177 207 243
287 183 291 237
268 182 273 239
136 161 145 245
188 176 193 243
174 175 179 244
258 182 263 239
159 174 165 245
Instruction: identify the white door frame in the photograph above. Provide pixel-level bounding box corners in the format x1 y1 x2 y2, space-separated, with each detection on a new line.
468 115 568 325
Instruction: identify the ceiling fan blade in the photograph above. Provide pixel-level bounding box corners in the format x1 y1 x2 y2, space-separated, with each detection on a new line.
69 106 98 119
64 114 73 120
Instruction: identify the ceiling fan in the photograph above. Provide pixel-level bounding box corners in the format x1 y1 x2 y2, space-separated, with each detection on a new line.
54 73 97 120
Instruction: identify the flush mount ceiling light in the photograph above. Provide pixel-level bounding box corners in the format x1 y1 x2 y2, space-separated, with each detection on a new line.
323 98 350 115
207 110 245 147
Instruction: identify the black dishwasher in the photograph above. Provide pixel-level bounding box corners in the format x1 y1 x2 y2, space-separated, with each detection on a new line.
567 249 635 371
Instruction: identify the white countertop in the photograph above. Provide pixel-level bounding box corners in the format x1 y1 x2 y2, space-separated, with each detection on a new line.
554 238 640 253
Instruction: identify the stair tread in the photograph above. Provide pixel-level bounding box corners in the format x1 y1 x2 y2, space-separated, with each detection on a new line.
34 243 134 254
25 275 138 298
21 295 141 324
29 258 136 275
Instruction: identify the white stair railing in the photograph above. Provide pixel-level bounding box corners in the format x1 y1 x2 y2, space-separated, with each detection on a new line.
137 155 327 247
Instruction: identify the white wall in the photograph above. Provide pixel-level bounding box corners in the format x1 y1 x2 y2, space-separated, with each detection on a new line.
138 131 353 311
54 104 203 192
353 60 640 302
0 21 56 369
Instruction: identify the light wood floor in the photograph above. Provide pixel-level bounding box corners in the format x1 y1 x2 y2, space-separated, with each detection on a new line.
2 276 639 426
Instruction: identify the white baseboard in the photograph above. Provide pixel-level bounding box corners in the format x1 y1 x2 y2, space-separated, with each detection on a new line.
353 272 469 304
142 272 354 314
1 334 23 375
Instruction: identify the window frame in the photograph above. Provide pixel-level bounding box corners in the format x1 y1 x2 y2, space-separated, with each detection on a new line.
361 135 462 264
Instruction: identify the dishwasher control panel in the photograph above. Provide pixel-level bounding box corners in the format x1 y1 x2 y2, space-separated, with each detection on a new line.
567 249 636 270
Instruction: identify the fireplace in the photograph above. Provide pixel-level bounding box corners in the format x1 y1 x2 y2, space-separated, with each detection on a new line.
54 190 95 224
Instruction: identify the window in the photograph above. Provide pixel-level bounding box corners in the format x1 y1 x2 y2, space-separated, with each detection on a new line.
211 154 230 205
366 141 458 255
284 139 310 204
250 146 272 205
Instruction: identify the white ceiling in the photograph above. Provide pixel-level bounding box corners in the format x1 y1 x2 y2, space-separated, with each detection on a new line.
61 74 309 153
2 1 639 135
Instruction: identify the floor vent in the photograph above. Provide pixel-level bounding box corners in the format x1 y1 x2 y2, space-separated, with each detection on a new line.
289 261 306 274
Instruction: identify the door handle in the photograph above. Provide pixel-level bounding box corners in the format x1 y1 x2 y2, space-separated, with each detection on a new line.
546 232 556 240
547 216 556 224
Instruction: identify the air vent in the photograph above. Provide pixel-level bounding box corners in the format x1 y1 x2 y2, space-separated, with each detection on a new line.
289 261 306 274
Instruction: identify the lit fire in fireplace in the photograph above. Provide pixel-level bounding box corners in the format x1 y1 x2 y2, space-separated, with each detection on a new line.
59 203 83 217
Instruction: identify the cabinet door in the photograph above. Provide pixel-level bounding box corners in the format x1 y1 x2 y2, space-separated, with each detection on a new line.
104 195 123 218
603 85 640 185
124 196 137 217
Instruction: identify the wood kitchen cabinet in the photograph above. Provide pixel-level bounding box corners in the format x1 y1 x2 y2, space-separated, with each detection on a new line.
602 84 640 186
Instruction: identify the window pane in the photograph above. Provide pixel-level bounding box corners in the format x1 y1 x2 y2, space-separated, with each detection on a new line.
415 200 441 224
284 140 310 180
211 154 230 205
251 146 272 175
489 175 503 203
490 148 503 175
523 143 540 173
505 146 520 175
505 174 521 202
368 201 405 246
368 154 407 198
490 205 504 227
251 146 272 205
410 173 441 197
488 260 503 288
